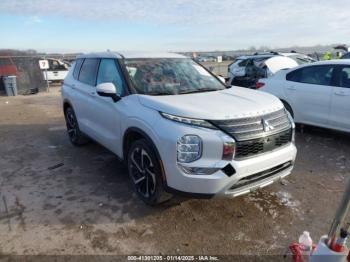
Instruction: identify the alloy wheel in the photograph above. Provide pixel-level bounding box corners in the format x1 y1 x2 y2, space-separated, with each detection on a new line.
129 146 157 198
65 109 78 142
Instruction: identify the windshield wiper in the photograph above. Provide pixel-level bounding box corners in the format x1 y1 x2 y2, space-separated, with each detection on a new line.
179 88 220 94
147 91 174 96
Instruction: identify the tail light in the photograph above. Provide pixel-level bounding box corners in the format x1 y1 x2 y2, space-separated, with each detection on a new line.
255 81 265 89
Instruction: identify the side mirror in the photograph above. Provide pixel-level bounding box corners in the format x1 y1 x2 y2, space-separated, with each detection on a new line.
96 83 121 102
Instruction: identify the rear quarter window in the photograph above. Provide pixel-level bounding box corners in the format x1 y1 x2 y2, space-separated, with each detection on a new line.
286 69 301 82
73 59 84 80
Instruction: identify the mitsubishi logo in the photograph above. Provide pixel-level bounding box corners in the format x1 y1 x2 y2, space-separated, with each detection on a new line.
262 118 274 132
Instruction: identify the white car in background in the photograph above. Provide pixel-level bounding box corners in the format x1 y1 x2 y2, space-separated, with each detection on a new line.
258 60 350 133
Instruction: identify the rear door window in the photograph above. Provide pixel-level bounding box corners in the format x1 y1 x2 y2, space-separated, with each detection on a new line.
334 66 350 88
286 68 302 82
287 65 334 86
237 59 248 67
78 58 100 86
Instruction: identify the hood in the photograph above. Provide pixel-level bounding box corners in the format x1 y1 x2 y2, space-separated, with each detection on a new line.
137 86 283 120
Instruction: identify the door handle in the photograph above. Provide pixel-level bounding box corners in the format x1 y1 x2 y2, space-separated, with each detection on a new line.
71 84 76 89
89 92 96 97
334 91 348 96
287 86 297 90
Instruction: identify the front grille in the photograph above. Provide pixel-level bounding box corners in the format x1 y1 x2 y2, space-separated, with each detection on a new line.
235 129 292 159
229 161 292 191
210 108 291 142
210 108 293 159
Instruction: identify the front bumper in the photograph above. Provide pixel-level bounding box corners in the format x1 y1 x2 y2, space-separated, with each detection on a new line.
153 115 297 198
164 143 297 198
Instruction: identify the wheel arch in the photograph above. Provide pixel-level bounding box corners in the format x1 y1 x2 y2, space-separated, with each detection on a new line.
63 99 72 112
123 127 167 182
280 99 294 117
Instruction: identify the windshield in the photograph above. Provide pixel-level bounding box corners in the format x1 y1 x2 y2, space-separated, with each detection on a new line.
123 58 225 95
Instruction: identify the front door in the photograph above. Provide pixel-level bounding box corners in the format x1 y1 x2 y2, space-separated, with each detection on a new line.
285 65 334 126
329 65 350 131
90 58 126 155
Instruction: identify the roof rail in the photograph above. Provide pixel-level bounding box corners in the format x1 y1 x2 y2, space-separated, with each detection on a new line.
252 52 278 56
106 50 125 59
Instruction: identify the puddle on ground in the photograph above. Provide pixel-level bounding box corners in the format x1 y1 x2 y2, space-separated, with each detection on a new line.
247 189 302 220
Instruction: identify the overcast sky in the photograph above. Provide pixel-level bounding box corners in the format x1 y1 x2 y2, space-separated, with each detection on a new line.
0 0 349 53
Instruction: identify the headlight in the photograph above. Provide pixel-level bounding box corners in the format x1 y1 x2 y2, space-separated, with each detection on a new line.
177 135 202 163
160 112 217 129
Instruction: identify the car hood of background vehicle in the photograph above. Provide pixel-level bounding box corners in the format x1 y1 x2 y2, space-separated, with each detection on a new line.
137 86 284 120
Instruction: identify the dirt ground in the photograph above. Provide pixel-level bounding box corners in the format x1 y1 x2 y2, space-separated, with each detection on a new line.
0 87 349 258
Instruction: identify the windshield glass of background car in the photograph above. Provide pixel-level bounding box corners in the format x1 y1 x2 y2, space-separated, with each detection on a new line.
124 58 225 95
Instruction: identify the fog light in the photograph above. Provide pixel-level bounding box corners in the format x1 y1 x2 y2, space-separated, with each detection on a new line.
177 135 202 163
178 165 220 175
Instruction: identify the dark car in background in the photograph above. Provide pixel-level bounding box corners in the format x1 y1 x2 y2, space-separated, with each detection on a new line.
341 52 350 59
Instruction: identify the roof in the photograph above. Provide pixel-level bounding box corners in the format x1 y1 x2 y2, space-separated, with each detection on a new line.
280 52 304 56
236 54 276 60
280 59 350 73
301 59 350 66
76 51 186 59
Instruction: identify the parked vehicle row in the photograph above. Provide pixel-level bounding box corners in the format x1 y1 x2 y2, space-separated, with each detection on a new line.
341 53 350 59
258 60 350 133
227 52 316 89
62 52 297 205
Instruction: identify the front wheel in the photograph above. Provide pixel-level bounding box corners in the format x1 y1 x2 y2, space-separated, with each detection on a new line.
64 107 90 146
127 139 172 205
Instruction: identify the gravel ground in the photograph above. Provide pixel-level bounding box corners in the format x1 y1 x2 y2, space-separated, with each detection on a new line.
0 87 349 259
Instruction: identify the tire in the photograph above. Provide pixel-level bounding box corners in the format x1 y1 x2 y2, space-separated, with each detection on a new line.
127 139 172 205
282 101 294 118
64 107 90 146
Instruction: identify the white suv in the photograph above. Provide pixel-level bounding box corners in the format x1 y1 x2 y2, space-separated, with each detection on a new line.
62 52 297 205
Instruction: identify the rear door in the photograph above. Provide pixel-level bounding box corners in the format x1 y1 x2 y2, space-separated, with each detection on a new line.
75 58 100 135
65 58 83 115
228 59 247 82
329 65 350 131
285 65 335 126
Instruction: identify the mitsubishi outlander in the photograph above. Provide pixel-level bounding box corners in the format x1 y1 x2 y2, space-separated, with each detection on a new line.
62 52 297 205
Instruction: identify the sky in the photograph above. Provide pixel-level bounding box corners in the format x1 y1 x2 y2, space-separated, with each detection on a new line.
0 0 349 53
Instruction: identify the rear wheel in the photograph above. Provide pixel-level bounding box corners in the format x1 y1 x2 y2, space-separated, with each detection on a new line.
127 139 172 205
64 107 90 146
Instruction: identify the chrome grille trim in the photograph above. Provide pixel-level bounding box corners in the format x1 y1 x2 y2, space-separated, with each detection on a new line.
210 109 292 142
